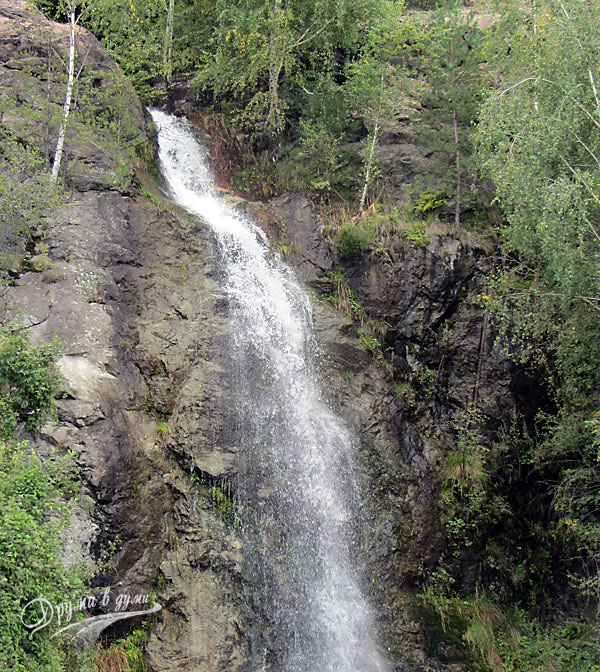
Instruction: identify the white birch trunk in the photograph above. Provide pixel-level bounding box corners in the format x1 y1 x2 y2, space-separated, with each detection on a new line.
359 75 384 209
163 0 175 87
51 7 76 183
359 123 380 210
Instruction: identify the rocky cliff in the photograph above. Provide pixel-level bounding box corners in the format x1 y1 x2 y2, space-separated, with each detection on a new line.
0 3 530 671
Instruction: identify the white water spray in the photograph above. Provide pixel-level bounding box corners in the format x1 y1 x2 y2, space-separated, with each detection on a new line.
151 109 387 672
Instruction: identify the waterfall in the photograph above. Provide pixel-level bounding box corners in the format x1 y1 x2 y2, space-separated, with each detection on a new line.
151 109 387 672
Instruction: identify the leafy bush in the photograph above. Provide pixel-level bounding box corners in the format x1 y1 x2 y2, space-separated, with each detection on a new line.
0 439 85 672
419 575 600 672
414 190 446 216
155 422 168 441
336 222 374 258
297 118 354 198
475 0 600 613
0 132 65 267
398 221 430 248
0 324 62 439
94 629 148 672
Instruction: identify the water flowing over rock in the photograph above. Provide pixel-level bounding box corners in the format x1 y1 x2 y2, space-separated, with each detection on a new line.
152 109 388 672
0 6 533 669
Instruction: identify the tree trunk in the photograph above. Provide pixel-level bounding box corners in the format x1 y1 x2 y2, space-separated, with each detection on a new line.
359 74 384 209
51 7 76 183
266 0 283 135
453 106 461 227
163 0 175 87
360 124 380 209
267 60 283 135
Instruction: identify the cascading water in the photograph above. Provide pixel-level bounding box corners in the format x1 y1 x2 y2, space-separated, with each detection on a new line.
151 109 388 672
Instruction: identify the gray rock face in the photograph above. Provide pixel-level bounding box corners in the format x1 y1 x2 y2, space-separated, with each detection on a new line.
1 3 245 670
1 4 528 671
4 188 247 670
0 0 149 191
265 198 526 669
269 193 335 284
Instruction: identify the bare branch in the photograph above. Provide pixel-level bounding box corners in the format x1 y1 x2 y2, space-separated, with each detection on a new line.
496 76 600 133
291 17 335 49
558 0 600 114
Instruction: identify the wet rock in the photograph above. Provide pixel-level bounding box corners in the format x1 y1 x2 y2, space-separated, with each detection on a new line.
1 5 528 670
1 3 246 669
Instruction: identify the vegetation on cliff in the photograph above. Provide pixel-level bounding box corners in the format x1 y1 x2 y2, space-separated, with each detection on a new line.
0 326 85 671
3 0 599 669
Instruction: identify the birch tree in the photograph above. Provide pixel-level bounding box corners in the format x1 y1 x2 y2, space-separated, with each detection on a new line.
162 0 174 87
195 0 380 138
476 0 600 594
344 4 405 208
50 0 89 183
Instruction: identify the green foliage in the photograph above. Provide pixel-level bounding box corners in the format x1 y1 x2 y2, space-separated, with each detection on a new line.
83 0 172 100
273 233 291 259
476 0 600 602
93 629 148 672
33 0 65 20
0 325 84 671
398 221 430 248
141 386 156 416
155 421 168 441
17 2 600 668
0 131 65 265
208 484 239 526
402 3 487 222
336 221 374 258
342 1 406 205
439 411 514 563
0 324 62 439
29 254 53 273
553 410 600 602
325 269 364 322
119 629 148 672
331 206 434 258
0 29 149 189
296 119 355 198
419 572 600 672
194 0 390 141
358 329 393 372
358 331 382 354
414 190 447 216
394 381 417 407
0 439 85 672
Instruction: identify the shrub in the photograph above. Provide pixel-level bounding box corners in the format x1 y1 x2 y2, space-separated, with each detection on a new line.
0 324 62 438
414 190 447 216
419 577 600 672
0 131 65 260
94 629 148 672
399 221 430 248
155 422 168 441
0 439 85 672
336 222 374 258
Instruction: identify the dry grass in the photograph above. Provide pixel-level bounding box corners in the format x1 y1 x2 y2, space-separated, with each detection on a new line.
94 645 130 672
